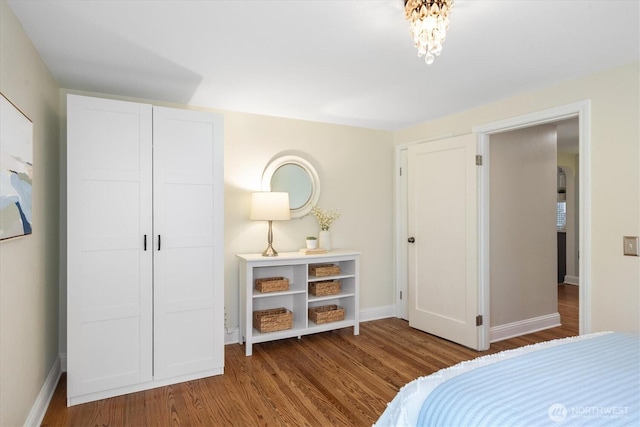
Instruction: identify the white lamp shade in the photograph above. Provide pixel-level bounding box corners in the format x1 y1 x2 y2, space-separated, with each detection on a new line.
250 192 291 221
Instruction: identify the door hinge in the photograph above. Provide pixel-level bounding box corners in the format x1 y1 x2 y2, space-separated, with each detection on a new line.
476 315 483 326
475 155 483 166
400 291 403 300
399 167 403 176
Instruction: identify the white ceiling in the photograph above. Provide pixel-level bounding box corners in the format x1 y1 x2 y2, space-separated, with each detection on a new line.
7 0 640 131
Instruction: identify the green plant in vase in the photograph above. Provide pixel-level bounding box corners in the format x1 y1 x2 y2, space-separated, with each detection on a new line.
305 236 318 249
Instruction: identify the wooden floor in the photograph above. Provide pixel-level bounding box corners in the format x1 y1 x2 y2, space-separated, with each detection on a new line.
42 284 578 426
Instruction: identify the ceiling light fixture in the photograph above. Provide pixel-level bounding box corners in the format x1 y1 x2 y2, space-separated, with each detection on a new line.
404 0 453 64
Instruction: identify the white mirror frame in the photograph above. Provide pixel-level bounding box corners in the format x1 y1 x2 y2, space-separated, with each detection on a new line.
261 155 321 218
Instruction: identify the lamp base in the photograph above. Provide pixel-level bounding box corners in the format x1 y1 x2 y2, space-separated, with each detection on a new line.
261 244 278 257
261 220 280 256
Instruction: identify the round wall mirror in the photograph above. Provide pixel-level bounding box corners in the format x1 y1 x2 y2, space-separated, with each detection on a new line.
262 155 320 218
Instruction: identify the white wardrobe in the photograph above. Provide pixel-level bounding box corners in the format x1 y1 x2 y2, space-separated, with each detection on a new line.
66 94 224 406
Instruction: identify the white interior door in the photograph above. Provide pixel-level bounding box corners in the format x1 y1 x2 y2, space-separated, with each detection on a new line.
152 106 224 379
407 134 484 350
67 95 153 397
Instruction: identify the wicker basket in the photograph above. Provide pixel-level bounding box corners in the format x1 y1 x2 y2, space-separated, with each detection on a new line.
255 277 289 293
308 304 345 324
309 264 341 277
309 280 341 296
253 308 293 333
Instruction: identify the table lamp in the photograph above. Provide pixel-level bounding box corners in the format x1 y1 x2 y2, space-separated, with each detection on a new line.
250 192 290 256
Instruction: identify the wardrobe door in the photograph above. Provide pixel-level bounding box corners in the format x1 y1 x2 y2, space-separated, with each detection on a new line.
67 95 153 402
152 106 224 379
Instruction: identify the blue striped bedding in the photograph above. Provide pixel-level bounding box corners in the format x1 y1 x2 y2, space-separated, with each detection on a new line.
375 332 639 427
418 332 638 426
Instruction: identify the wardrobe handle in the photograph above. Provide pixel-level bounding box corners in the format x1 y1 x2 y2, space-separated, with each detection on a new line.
158 235 161 251
144 234 147 251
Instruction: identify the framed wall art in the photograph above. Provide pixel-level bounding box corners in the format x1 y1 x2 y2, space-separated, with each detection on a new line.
0 93 33 240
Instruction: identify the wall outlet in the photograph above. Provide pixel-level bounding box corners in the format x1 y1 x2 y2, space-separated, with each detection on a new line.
623 236 639 256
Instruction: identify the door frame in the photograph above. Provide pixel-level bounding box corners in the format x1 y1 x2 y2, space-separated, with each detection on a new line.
395 100 592 337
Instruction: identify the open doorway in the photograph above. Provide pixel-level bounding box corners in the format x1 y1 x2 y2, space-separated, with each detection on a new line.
474 101 590 337
394 101 591 341
484 118 579 341
556 117 579 287
556 118 580 336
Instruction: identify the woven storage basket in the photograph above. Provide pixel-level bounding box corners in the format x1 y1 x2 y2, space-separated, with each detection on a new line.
253 308 293 333
255 277 289 293
308 280 341 296
309 264 341 277
308 304 345 324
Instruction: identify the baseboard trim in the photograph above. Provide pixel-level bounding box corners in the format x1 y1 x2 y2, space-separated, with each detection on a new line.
360 305 395 322
490 312 561 343
224 330 240 346
563 275 580 285
24 356 62 426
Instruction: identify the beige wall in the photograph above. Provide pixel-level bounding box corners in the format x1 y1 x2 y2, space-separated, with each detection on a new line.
395 62 640 333
222 112 395 333
557 152 578 175
57 91 396 353
490 125 558 326
0 1 61 425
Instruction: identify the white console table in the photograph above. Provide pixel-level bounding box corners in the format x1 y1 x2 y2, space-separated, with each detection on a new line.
237 250 360 356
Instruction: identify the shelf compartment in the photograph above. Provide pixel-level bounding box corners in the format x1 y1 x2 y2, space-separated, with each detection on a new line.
253 308 293 333
308 260 356 281
255 277 289 293
337 260 356 276
309 280 341 296
309 263 341 277
308 304 345 324
309 296 355 322
254 264 307 293
307 277 354 298
253 292 306 327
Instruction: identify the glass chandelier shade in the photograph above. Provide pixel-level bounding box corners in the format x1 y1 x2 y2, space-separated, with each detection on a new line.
404 0 453 64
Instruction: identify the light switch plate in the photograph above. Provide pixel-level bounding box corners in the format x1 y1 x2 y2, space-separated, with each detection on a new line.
623 236 639 256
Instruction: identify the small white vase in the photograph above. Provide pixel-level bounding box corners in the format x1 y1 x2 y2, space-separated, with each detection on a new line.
318 230 332 251
306 239 318 249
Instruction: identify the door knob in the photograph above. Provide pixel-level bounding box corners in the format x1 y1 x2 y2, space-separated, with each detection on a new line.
408 237 415 243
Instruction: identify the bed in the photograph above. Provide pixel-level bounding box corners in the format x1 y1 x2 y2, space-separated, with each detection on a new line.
374 332 639 426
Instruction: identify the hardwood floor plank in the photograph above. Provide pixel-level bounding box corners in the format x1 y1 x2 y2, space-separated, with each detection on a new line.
42 285 577 426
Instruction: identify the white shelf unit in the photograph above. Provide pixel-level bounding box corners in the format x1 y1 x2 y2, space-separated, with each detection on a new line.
238 250 360 356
